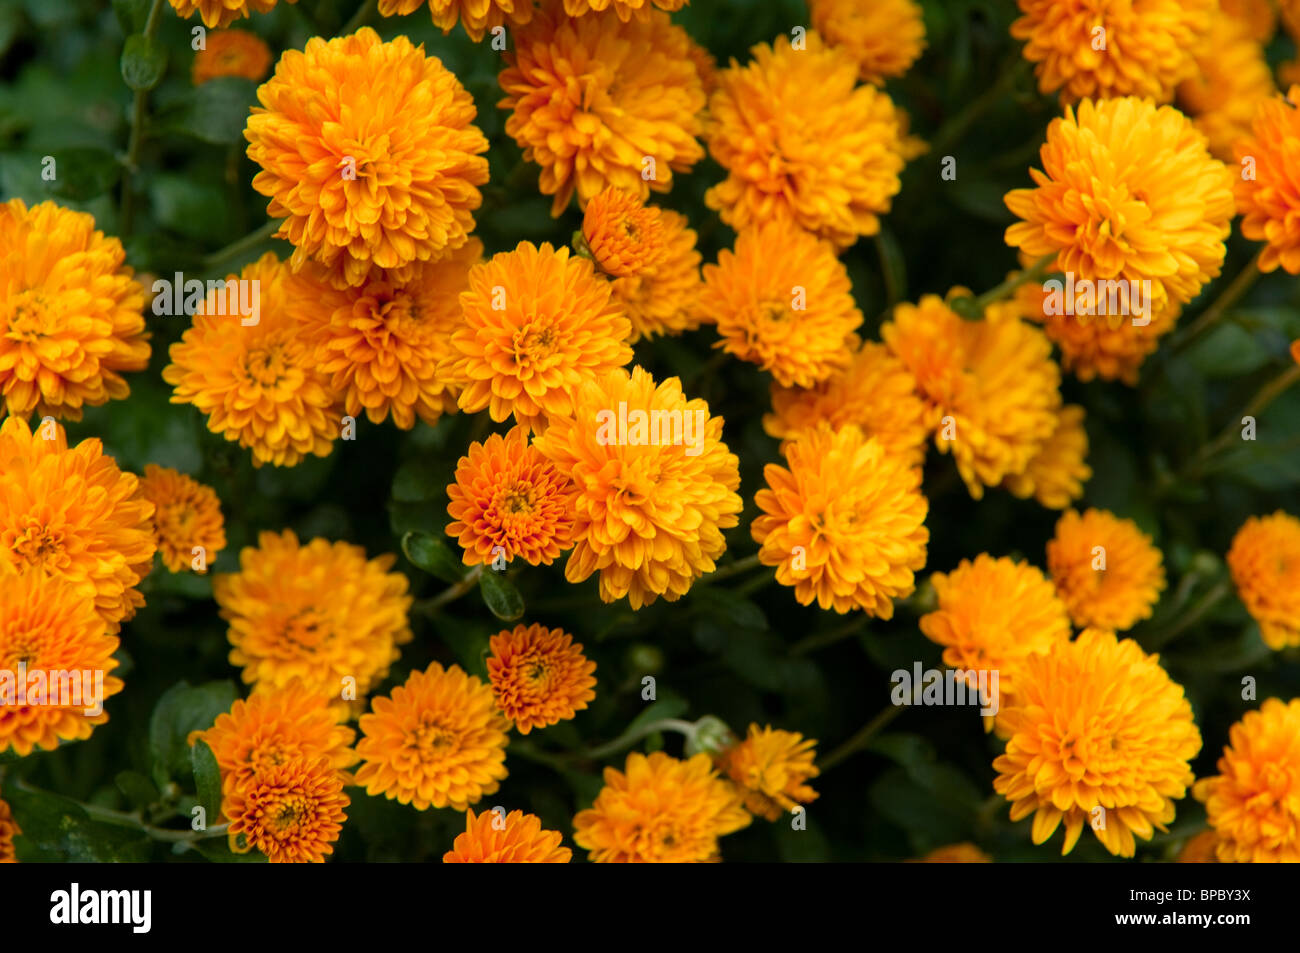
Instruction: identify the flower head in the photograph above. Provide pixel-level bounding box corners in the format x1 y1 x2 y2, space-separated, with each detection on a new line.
192 28 272 84
1234 87 1300 274
487 623 596 734
443 808 571 862
0 797 18 862
561 0 685 20
909 843 992 863
1047 508 1165 631
807 0 925 85
225 755 349 863
246 27 489 289
1223 0 1276 40
573 751 751 862
0 198 149 420
168 0 294 30
1176 830 1220 863
581 187 667 278
1227 511 1300 650
1002 404 1092 509
993 628 1201 857
715 725 819 822
1193 698 1300 863
379 0 533 41
609 209 704 342
1176 11 1275 162
355 662 509 811
752 424 929 616
138 465 226 574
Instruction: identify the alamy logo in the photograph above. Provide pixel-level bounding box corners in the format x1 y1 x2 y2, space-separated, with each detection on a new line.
890 662 999 717
1041 273 1152 326
0 662 105 716
151 272 260 326
594 402 708 457
50 883 151 933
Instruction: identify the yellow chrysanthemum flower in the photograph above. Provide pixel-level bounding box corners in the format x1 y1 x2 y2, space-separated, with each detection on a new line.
1047 508 1166 632
752 424 929 616
443 809 571 863
379 0 532 41
192 28 272 84
137 465 226 574
1223 0 1276 40
225 755 348 863
1234 86 1300 274
1005 97 1234 313
0 198 149 421
1002 404 1092 509
0 416 155 632
1011 0 1214 104
246 27 489 289
581 187 667 279
168 0 295 30
500 2 706 215
699 220 863 388
994 628 1201 857
609 209 704 342
807 0 926 85
715 724 820 822
0 797 18 863
573 751 751 862
705 31 907 248
355 662 510 811
908 843 992 863
213 530 412 716
487 623 596 734
562 0 685 20
1194 698 1300 863
0 570 125 757
532 366 742 609
1176 11 1275 162
1176 830 1220 863
1227 511 1300 650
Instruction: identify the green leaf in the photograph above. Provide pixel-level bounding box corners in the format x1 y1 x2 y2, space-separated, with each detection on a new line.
168 77 257 144
402 531 466 584
45 147 120 201
191 739 223 822
479 570 525 621
698 586 767 630
121 34 167 92
148 680 238 789
149 173 237 242
3 785 152 862
115 770 159 810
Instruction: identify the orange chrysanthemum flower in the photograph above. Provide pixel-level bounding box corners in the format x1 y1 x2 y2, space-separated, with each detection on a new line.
532 366 742 609
715 724 819 822
609 209 704 342
213 530 412 716
0 797 18 862
443 808 571 862
379 0 533 41
752 424 929 616
443 242 632 432
1223 0 1276 40
1193 697 1300 863
581 187 667 279
908 843 992 863
303 240 480 430
1176 11 1275 162
187 681 358 795
1005 98 1234 312
0 199 149 421
573 751 751 862
500 3 706 215
446 426 575 568
0 416 155 632
1047 508 1166 632
168 0 296 30
699 221 862 388
355 662 509 811
487 623 596 734
763 340 929 469
994 628 1201 857
705 32 908 248
0 570 125 758
246 27 489 289
192 28 272 84
562 0 685 20
1002 404 1092 509
881 295 1061 498
1226 511 1300 650
138 465 226 574
1234 86 1300 274
807 0 925 85
225 755 348 863
1011 0 1213 104
163 253 341 468
1176 830 1220 863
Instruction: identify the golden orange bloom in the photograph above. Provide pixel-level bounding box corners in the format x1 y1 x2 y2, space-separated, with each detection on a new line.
532 366 742 609
225 755 348 863
1223 0 1276 40
994 629 1201 857
1011 0 1213 104
443 242 632 432
1176 11 1275 162
562 0 685 20
1226 511 1300 650
908 843 992 863
1193 698 1300 863
192 28 272 84
0 416 155 632
163 253 341 468
444 808 571 862
246 27 489 289
609 209 704 342
0 570 125 758
500 3 706 215
700 221 862 388
304 240 480 430
1002 404 1092 509
1292 339 1300 365
581 187 667 278
355 662 509 811
1005 98 1234 312
379 0 532 41
168 0 295 30
807 0 926 85
138 465 226 574
487 623 596 734
0 198 149 421
1047 508 1166 632
1177 830 1220 863
446 425 574 568
763 340 929 469
0 797 18 862
573 751 751 862
213 530 412 716
752 424 929 616
715 724 819 822
187 681 358 795
1234 86 1300 274
705 32 907 248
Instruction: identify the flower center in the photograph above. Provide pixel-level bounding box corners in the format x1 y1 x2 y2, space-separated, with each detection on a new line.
7 518 67 571
243 345 290 388
408 718 454 762
3 289 57 341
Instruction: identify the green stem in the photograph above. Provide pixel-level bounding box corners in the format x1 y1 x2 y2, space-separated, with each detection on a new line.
789 618 868 656
819 704 905 772
928 58 1027 158
874 233 902 307
954 252 1057 317
340 0 379 34
412 565 484 615
702 552 763 584
119 0 166 237
1171 251 1263 353
13 781 228 843
574 718 697 763
201 219 281 272
1144 580 1231 651
1183 364 1300 477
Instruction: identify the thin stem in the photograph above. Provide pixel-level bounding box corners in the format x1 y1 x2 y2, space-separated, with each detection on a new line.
1171 251 1263 353
412 565 484 615
575 718 697 763
819 704 904 772
955 252 1056 317
1184 363 1300 477
340 0 379 34
790 617 868 657
874 233 901 307
928 58 1027 158
1144 580 1230 650
201 219 281 272
119 0 167 237
13 781 228 843
702 553 763 584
